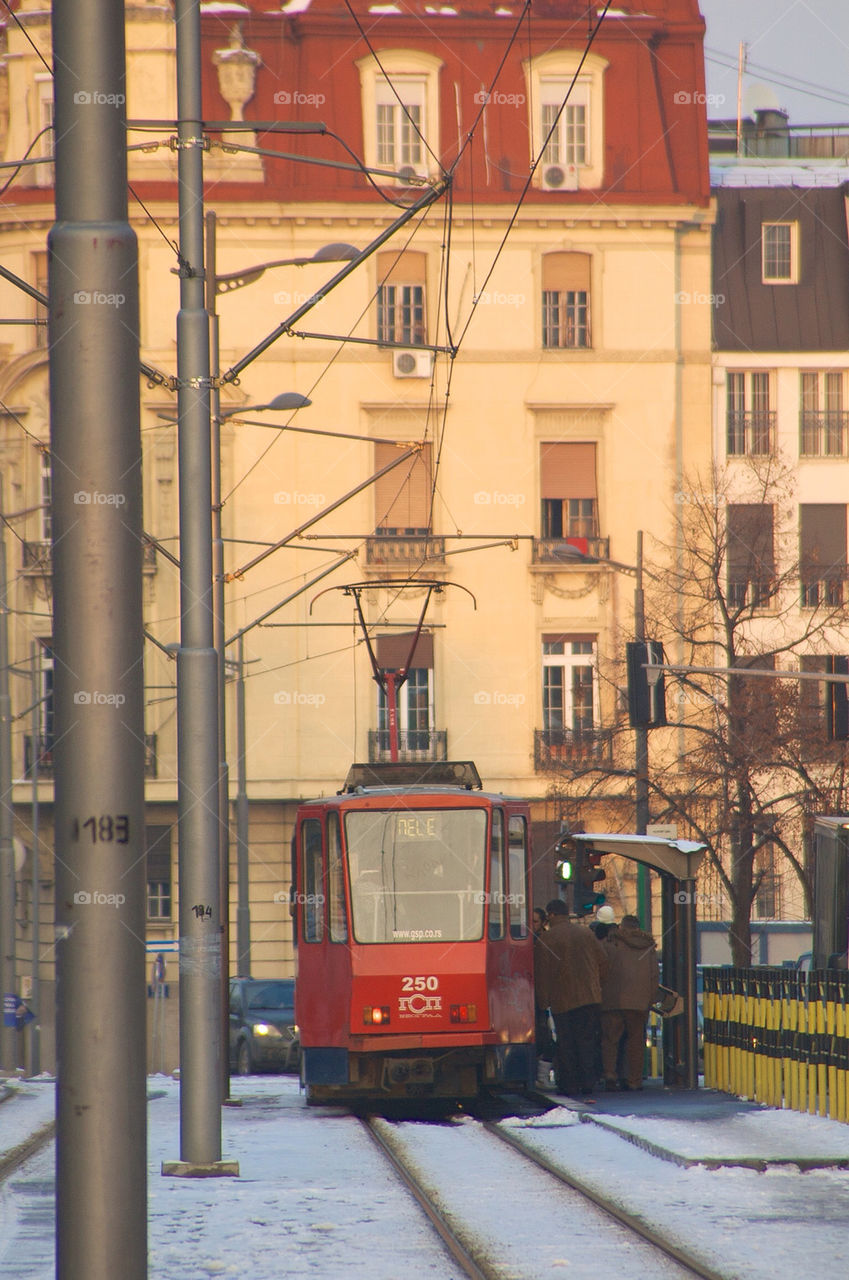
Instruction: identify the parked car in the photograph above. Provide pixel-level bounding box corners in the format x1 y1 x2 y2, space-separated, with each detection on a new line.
229 978 300 1075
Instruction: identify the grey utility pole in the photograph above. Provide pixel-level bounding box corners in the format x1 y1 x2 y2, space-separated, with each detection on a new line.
0 507 15 1074
160 0 235 1178
29 644 40 1076
634 531 651 928
49 0 146 1275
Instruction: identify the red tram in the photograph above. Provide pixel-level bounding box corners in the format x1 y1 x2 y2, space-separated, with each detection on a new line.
292 762 535 1103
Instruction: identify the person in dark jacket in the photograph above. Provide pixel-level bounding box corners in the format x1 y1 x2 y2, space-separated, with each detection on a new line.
600 913 659 1091
532 907 555 1082
536 899 608 1096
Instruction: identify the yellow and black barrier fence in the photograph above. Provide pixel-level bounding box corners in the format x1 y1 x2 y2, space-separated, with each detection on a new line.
703 966 849 1122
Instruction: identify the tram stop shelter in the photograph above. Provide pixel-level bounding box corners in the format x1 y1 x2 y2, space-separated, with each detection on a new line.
569 833 706 1090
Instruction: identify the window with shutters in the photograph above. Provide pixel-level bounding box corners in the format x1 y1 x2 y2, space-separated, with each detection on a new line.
146 825 173 921
800 371 847 457
523 51 607 190
376 250 426 346
371 632 439 761
727 371 774 456
800 504 847 607
367 442 443 566
534 441 604 562
726 504 775 611
541 253 591 349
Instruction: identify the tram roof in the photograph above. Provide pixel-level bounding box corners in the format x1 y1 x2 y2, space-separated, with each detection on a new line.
342 761 483 791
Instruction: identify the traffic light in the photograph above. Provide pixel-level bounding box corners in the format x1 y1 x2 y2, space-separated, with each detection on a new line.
574 848 606 917
827 656 849 740
627 640 667 728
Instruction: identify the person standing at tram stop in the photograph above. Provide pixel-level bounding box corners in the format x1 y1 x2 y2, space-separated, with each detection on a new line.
536 899 608 1097
532 907 555 1085
600 913 659 1092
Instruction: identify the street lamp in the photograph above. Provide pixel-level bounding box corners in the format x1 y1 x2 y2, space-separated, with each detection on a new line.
214 242 360 295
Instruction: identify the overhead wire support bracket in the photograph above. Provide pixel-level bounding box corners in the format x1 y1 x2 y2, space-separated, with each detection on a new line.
225 445 421 582
221 176 450 385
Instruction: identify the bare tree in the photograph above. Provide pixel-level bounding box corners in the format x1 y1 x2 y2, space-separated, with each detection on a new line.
545 459 849 965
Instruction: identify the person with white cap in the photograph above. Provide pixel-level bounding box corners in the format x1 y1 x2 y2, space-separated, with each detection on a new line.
590 903 617 940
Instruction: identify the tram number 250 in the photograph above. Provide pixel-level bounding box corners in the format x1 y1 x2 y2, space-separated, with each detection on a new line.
401 976 439 993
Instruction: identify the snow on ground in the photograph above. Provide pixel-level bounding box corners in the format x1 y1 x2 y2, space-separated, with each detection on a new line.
4 1077 849 1279
586 1106 849 1166
148 1076 460 1279
0 1078 55 1169
507 1109 849 1280
375 1114 696 1278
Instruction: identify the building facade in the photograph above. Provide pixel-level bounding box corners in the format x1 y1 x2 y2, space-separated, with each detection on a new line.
0 0 714 1066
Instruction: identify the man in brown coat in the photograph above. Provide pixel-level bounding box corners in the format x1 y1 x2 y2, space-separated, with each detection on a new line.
536 898 608 1096
600 913 659 1091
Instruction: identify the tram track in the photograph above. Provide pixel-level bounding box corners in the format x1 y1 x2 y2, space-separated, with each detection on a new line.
363 1111 732 1280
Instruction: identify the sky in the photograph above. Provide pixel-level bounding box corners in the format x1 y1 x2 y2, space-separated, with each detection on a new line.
699 1 849 125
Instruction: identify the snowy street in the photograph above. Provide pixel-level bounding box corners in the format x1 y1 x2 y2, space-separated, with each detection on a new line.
2 1075 849 1278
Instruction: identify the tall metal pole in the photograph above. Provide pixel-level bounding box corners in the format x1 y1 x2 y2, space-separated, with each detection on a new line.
0 509 15 1074
206 211 232 1102
634 532 651 928
30 645 40 1077
235 636 251 975
162 0 233 1176
49 0 146 1273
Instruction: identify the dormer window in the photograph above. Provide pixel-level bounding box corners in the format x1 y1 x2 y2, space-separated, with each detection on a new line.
357 50 442 185
524 51 608 190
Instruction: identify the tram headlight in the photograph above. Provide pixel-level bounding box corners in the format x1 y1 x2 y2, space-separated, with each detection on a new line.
450 1004 477 1024
364 1006 391 1026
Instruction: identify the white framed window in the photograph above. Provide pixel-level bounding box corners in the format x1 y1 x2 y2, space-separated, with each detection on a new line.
762 222 798 283
357 50 442 184
800 371 847 457
524 51 607 190
34 76 54 188
540 79 589 169
376 75 425 172
542 637 597 735
38 445 52 542
726 371 774 456
377 668 434 752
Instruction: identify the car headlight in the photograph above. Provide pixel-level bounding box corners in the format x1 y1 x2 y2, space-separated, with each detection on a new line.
253 1023 282 1038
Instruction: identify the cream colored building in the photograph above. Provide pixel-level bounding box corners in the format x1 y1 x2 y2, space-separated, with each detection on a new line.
0 1 714 1066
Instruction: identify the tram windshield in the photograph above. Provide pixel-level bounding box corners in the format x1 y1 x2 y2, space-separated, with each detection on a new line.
345 808 487 943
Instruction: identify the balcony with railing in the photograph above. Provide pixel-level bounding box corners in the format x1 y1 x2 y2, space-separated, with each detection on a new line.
24 732 159 778
727 411 775 457
22 540 158 575
368 728 447 764
800 574 845 609
799 411 849 458
531 535 610 565
534 727 614 768
365 533 446 567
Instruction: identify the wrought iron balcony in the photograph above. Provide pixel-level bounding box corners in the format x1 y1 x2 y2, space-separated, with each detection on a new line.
368 729 447 763
531 535 610 565
534 727 614 769
22 540 158 575
799 411 849 458
726 411 775 456
24 732 158 778
365 534 445 566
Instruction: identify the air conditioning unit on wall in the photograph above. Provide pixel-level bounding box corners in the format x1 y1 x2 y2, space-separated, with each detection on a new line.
392 349 434 378
541 162 579 192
